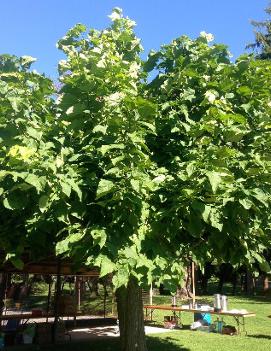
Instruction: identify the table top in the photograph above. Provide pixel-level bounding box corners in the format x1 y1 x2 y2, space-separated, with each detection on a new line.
144 305 256 318
0 312 83 321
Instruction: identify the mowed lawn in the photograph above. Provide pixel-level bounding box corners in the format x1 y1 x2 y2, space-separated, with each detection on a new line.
9 294 271 351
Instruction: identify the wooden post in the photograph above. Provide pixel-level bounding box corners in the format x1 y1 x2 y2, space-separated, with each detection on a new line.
149 283 153 305
103 284 107 318
75 276 81 311
191 261 196 307
52 261 61 343
46 281 52 323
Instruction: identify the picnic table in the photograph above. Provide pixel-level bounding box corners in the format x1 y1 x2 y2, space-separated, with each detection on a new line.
144 305 256 335
0 311 85 345
0 312 83 322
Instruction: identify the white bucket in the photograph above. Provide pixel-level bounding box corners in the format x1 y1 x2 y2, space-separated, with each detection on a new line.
221 295 228 311
213 294 221 310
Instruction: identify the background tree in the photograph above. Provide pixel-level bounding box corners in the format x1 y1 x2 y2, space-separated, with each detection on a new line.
0 54 57 265
0 53 82 274
247 3 271 59
145 32 271 276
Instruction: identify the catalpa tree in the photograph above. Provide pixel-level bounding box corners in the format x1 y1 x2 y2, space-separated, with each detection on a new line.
53 9 180 350
1 9 271 351
146 33 271 272
0 54 56 264
0 54 82 264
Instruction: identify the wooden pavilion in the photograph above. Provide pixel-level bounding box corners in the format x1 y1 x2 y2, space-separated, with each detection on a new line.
0 255 102 344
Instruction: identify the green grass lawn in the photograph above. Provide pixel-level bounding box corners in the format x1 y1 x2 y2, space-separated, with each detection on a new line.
8 293 271 351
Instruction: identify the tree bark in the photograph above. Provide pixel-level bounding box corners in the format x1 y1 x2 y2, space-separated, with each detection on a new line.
0 273 8 314
116 277 147 351
245 270 255 295
177 264 193 299
261 274 269 293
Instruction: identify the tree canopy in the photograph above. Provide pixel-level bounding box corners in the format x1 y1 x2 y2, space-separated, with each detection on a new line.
146 33 271 272
0 7 271 288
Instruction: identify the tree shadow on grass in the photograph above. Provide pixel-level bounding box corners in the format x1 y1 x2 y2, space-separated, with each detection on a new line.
9 336 190 351
147 335 190 351
8 338 120 351
247 334 271 341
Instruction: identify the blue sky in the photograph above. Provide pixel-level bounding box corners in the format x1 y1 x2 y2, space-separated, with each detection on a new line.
0 1 269 79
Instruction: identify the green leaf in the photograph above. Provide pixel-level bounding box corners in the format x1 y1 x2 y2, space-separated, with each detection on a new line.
251 188 269 207
186 162 195 177
219 113 246 125
56 232 84 255
96 179 115 199
138 121 156 133
209 209 223 231
186 214 203 237
3 198 13 210
90 229 106 248
26 126 42 141
8 97 23 112
99 256 115 278
136 97 157 121
3 193 26 210
191 201 211 223
100 144 125 155
66 179 82 200
206 171 222 193
111 155 125 166
38 195 49 212
259 261 271 273
237 86 252 96
24 174 45 192
61 182 72 197
239 198 252 210
10 257 24 270
112 266 129 288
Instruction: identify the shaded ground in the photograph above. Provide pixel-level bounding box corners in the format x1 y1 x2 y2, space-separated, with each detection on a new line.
5 294 271 351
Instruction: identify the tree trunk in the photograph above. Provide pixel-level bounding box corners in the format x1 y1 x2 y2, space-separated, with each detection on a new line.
245 270 255 295
261 274 269 293
116 277 147 351
0 273 8 314
177 264 193 299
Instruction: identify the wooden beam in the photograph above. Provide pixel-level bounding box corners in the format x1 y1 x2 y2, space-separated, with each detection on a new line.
0 263 99 276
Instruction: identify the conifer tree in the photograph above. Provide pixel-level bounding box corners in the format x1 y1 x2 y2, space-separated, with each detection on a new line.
247 3 271 59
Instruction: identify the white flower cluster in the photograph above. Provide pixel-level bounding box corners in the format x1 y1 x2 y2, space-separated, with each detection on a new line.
97 59 106 68
205 90 218 104
200 31 214 42
108 8 122 21
153 174 166 183
104 92 125 106
108 7 136 27
129 62 141 79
